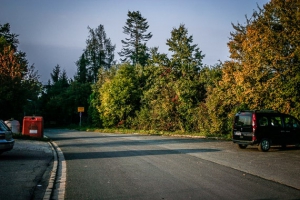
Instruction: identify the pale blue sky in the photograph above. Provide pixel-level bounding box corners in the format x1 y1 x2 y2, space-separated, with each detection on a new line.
1 0 269 83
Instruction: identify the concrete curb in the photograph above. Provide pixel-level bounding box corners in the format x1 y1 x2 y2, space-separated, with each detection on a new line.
43 141 57 200
43 141 66 200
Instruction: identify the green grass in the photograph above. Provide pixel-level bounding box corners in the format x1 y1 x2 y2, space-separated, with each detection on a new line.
66 124 231 140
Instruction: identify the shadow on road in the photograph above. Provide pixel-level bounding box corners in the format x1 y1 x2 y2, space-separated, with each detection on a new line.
0 152 47 160
63 148 221 160
55 138 218 148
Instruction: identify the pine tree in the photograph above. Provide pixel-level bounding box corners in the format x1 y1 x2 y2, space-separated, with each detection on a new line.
0 23 19 51
119 11 152 66
50 64 61 83
75 53 88 83
136 24 206 132
85 25 115 82
59 69 69 88
166 24 204 70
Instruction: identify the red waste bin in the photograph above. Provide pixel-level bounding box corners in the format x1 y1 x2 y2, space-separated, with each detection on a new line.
22 116 44 138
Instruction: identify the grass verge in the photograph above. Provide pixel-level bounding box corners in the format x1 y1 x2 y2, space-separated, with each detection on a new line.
66 124 231 141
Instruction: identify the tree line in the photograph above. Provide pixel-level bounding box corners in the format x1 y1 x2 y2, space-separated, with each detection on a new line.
1 0 300 135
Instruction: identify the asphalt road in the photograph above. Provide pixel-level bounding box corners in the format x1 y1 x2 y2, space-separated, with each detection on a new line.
0 139 53 200
45 129 300 200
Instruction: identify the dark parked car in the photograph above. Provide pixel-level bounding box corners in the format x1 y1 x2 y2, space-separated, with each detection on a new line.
232 110 300 152
0 120 14 154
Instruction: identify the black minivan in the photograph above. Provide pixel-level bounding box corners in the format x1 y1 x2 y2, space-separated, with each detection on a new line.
232 110 300 152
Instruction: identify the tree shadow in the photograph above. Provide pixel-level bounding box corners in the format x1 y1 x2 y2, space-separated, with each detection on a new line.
0 150 52 161
63 148 221 160
56 137 217 148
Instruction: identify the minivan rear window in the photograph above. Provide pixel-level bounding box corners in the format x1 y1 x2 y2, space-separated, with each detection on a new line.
235 115 251 126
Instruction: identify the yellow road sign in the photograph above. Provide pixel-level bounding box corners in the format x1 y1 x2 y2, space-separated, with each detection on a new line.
78 107 84 112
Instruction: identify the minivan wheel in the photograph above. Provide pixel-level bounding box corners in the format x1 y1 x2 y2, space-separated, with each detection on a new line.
258 138 270 152
238 144 248 149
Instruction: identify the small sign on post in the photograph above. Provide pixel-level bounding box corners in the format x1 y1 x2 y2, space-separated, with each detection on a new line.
78 107 84 126
78 107 84 113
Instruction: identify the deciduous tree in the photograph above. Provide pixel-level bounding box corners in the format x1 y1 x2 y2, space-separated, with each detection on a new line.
97 64 141 127
205 0 300 134
0 23 40 120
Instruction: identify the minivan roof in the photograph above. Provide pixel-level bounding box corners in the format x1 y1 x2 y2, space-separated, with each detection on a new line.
238 110 279 114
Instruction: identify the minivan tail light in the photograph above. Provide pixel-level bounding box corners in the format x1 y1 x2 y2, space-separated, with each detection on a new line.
252 113 257 132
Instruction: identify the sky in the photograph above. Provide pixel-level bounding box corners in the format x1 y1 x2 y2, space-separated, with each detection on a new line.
1 0 270 83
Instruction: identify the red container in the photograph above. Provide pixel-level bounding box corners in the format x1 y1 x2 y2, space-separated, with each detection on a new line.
22 116 44 138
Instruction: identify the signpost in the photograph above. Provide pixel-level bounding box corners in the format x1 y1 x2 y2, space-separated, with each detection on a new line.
78 107 84 126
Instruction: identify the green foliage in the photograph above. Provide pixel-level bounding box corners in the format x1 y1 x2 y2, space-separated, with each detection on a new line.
83 25 116 83
69 24 116 126
147 47 170 66
50 64 60 83
12 1 300 138
75 53 90 83
167 24 204 68
137 65 177 131
0 23 41 121
39 65 91 126
0 23 19 51
119 11 152 66
94 64 142 127
88 91 101 127
134 24 206 132
89 66 119 127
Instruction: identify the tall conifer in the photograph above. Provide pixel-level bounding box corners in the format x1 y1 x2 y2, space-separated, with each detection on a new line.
119 11 152 66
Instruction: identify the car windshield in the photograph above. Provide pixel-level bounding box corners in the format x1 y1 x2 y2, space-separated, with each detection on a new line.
0 121 10 131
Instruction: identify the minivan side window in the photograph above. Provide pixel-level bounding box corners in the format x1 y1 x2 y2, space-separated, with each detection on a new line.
258 116 268 126
235 115 251 126
284 116 300 128
270 116 283 127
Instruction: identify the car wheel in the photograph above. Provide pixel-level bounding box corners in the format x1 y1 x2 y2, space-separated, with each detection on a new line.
258 138 270 152
238 144 248 149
